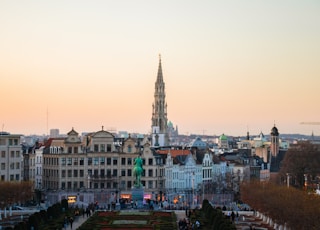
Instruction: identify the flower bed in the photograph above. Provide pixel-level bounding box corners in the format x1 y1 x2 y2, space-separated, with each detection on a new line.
78 210 176 230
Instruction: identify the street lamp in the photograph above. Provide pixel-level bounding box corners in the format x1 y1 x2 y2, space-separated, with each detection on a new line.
286 173 290 188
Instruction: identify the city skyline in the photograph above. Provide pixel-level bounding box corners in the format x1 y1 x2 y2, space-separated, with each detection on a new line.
1 1 320 136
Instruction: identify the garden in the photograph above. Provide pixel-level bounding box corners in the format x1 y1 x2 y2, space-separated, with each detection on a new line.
78 210 177 230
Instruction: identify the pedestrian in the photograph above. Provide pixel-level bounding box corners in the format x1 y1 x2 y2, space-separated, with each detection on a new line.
69 216 74 229
231 211 235 223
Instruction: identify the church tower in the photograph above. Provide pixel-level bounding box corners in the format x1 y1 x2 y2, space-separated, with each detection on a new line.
151 55 169 147
270 124 279 157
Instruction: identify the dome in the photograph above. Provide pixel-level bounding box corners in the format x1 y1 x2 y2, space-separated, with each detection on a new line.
167 121 173 128
271 126 279 136
219 134 228 141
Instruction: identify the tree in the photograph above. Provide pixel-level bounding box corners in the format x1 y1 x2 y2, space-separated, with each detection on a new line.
278 141 320 189
240 181 320 229
0 181 33 208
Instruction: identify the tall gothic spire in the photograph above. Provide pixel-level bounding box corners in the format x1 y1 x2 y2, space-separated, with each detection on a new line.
151 54 169 147
157 54 163 83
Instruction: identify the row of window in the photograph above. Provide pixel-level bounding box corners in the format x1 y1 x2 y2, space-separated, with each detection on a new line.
59 168 158 178
0 174 20 181
0 138 19 146
56 157 155 166
1 162 20 170
1 151 20 158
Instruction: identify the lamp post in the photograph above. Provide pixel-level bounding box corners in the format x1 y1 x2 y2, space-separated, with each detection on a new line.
304 174 308 190
192 172 195 208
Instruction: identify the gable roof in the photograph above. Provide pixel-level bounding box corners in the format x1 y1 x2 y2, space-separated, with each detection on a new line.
157 149 191 157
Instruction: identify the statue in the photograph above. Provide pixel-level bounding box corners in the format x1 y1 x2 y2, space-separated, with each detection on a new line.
133 155 143 188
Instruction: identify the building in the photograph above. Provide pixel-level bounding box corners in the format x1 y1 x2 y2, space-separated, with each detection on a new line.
164 151 202 207
0 132 23 181
151 55 169 147
42 127 165 207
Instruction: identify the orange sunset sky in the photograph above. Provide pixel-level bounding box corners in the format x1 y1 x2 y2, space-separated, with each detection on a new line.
1 1 320 136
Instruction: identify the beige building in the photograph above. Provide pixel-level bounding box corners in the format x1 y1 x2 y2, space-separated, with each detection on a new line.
42 128 165 205
0 132 23 181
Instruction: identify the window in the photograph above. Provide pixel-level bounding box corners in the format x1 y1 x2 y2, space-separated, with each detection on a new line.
127 169 132 177
142 158 145 165
94 157 99 165
113 169 117 177
61 182 65 189
148 181 153 189
88 170 92 176
113 158 118 166
1 151 5 158
94 144 99 152
113 182 117 189
0 139 5 145
107 169 111 177
127 145 132 153
107 144 111 152
100 144 105 152
62 170 66 178
10 163 14 169
80 181 84 188
100 183 104 189
88 158 92 165
67 158 72 165
100 169 105 177
148 169 153 177
61 158 66 166
16 162 20 169
11 151 14 158
80 170 84 177
127 181 132 189
148 158 153 165
68 147 72 154
68 170 72 177
107 158 111 165
121 158 126 165
127 158 132 165
74 170 78 177
94 169 98 177
74 147 78 153
14 139 18 146
1 163 5 170
121 169 126 177
80 158 84 165
9 139 13 146
16 151 20 158
100 157 105 165
74 158 78 165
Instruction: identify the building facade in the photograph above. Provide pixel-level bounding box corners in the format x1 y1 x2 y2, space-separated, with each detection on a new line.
0 132 23 181
42 128 165 206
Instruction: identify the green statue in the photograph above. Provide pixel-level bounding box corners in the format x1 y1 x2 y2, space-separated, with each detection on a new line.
133 155 143 188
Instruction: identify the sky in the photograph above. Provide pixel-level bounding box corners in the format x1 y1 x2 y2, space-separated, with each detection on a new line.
1 0 320 137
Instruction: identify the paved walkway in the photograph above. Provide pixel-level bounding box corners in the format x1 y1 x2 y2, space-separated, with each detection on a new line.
62 214 89 230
